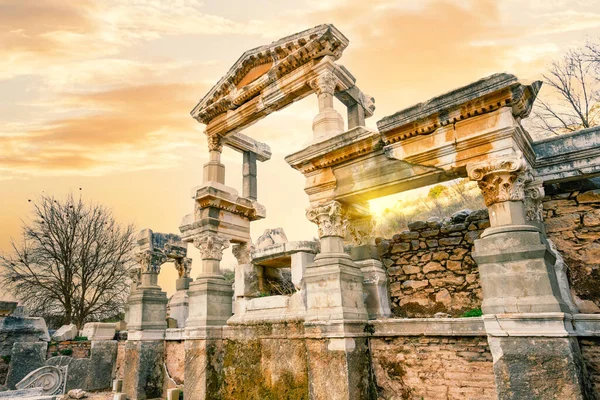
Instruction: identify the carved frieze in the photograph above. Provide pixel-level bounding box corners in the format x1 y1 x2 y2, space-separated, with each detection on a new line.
193 234 230 261
306 201 348 238
15 365 67 396
467 155 532 207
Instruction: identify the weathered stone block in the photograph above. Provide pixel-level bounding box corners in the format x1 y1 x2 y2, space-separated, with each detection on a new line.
402 265 420 275
488 336 590 399
391 243 410 253
583 209 600 227
439 237 462 246
576 189 600 204
52 324 78 342
423 262 444 274
123 340 164 400
0 317 50 357
5 342 47 389
86 341 117 391
545 213 581 233
81 323 116 341
402 280 429 290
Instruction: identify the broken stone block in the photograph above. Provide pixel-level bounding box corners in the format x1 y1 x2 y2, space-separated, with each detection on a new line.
167 388 181 400
86 340 117 391
0 317 50 357
0 302 17 317
5 342 47 389
52 324 78 342
81 322 116 340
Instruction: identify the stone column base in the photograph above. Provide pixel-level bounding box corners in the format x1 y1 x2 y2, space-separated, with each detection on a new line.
304 254 369 323
186 275 233 329
122 340 165 400
488 336 591 399
126 287 168 331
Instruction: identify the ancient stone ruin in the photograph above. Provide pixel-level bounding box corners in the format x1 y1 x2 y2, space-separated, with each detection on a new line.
4 23 600 399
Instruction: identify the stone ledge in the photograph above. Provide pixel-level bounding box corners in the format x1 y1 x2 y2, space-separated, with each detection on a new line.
126 330 165 341
370 317 486 337
165 328 185 341
573 313 600 336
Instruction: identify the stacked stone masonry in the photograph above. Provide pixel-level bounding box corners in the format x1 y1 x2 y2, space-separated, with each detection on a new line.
580 338 600 397
371 336 496 400
543 187 600 312
378 209 489 317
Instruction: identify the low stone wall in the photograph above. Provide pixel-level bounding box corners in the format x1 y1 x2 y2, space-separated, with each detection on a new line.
543 186 600 312
580 338 600 397
371 336 496 399
378 210 489 317
47 340 91 359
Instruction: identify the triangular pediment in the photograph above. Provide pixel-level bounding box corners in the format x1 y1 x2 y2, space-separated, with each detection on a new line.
191 24 349 125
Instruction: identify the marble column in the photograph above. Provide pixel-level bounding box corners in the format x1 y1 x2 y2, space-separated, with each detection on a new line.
309 64 344 142
204 134 225 184
304 200 374 400
184 233 232 400
347 214 392 319
123 251 168 400
168 257 192 329
467 154 590 399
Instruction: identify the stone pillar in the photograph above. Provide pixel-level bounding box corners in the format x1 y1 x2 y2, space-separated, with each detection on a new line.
184 233 232 400
124 251 168 400
309 66 344 142
348 215 391 319
467 154 589 399
168 257 192 329
242 151 257 200
304 200 374 400
347 101 365 130
124 267 141 326
203 134 225 184
186 233 232 330
232 242 257 314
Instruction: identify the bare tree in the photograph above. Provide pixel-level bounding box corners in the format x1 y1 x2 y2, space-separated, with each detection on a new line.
0 194 135 328
529 45 600 137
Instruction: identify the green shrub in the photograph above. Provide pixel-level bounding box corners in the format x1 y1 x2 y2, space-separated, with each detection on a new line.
73 336 88 341
59 348 73 356
51 351 58 357
461 308 483 318
1 355 10 364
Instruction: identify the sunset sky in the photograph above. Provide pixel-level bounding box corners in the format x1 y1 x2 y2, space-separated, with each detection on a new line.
2 0 600 296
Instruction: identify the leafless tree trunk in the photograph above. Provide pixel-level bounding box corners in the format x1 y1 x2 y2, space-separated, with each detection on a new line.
0 194 135 329
529 44 600 137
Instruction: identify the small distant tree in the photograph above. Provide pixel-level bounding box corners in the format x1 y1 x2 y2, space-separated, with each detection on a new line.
0 194 135 328
530 42 600 137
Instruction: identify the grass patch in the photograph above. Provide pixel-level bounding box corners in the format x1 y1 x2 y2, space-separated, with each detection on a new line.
460 308 483 318
59 348 73 356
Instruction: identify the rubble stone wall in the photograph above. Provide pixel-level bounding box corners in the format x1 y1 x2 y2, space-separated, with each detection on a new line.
371 336 496 399
378 209 489 317
580 338 600 396
165 340 184 385
0 357 7 388
543 187 600 312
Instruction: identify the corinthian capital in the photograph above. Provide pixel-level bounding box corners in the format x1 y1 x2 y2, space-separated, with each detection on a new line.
193 233 230 261
524 179 545 222
135 250 167 274
466 155 533 207
174 257 192 278
309 71 337 96
306 201 348 238
232 242 255 264
347 217 376 246
207 134 223 152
